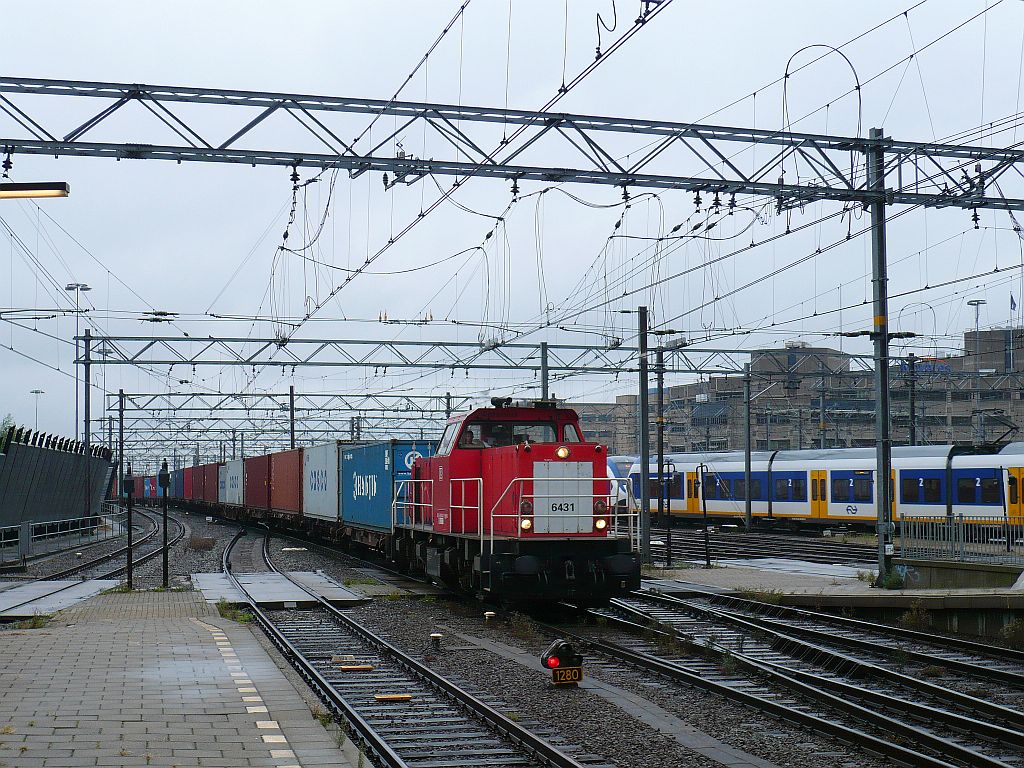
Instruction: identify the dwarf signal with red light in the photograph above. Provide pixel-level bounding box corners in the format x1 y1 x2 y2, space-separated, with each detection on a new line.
541 639 583 685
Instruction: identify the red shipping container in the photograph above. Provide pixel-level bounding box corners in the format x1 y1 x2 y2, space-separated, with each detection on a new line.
184 467 194 499
133 476 144 499
270 449 303 515
244 455 270 510
202 463 222 503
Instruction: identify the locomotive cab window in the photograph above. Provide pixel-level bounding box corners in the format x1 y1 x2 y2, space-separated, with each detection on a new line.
437 423 460 455
563 424 582 442
459 421 556 448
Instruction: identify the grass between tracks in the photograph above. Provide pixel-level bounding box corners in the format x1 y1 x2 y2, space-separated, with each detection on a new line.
216 598 253 623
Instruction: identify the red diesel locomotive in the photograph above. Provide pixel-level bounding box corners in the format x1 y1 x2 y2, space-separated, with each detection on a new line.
394 398 641 604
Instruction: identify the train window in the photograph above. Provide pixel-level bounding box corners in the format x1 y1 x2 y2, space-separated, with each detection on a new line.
1011 477 1019 505
957 478 976 504
462 421 556 448
900 478 920 504
702 474 716 499
819 479 826 502
853 478 872 502
750 479 762 500
775 479 789 501
831 479 848 502
671 474 684 498
687 478 694 498
734 480 746 500
923 478 942 503
437 424 459 455
563 424 582 443
980 478 1001 504
811 480 818 501
792 478 807 501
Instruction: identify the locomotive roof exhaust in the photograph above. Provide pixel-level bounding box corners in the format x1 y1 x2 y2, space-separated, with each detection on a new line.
491 396 513 408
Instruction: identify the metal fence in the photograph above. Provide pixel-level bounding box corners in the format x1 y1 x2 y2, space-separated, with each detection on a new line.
898 515 1024 565
0 502 126 566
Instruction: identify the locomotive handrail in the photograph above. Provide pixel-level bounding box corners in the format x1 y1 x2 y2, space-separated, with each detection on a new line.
449 477 482 535
391 478 433 529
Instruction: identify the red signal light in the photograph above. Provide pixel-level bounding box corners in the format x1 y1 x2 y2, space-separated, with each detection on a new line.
546 656 560 669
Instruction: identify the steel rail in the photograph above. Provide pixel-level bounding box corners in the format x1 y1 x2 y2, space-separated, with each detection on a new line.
220 529 410 768
682 586 1024 663
0 511 185 618
542 614 963 768
254 534 587 768
632 592 1024 718
645 590 1024 687
614 595 1024 753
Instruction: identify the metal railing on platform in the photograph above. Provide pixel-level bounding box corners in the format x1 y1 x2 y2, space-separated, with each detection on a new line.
0 503 126 566
898 515 1024 565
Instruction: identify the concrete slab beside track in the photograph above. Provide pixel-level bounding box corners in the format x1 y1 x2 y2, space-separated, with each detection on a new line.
0 591 355 767
0 578 119 618
192 571 367 608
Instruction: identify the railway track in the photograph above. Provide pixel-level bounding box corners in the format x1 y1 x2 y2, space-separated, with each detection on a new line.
223 530 595 768
650 525 878 565
585 592 1024 768
0 510 187 618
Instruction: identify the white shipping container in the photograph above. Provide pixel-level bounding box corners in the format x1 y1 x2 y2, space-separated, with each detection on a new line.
303 442 340 521
218 465 227 504
225 459 244 505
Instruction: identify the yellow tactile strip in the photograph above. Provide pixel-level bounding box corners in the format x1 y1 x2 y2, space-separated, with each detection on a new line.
193 619 302 768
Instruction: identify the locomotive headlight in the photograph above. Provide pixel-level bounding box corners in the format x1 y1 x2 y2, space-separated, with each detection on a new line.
520 518 533 530
519 500 534 515
555 446 570 459
594 499 608 514
594 518 608 530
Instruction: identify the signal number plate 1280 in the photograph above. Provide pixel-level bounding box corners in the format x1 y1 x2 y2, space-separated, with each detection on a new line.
552 667 583 685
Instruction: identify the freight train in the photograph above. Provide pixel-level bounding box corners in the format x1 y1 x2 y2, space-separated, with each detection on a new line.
627 443 1024 528
141 399 641 604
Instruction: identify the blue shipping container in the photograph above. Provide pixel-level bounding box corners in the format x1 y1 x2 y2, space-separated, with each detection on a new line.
171 469 184 499
340 440 435 531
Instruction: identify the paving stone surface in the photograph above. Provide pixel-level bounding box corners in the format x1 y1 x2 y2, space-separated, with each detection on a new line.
0 591 354 767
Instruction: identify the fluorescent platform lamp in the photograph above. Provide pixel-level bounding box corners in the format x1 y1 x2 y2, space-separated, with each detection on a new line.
0 181 70 199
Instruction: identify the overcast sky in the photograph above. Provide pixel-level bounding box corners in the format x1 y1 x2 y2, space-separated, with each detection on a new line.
2 1 1023 456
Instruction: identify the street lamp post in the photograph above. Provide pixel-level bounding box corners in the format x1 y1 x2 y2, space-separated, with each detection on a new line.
29 389 43 431
65 283 91 439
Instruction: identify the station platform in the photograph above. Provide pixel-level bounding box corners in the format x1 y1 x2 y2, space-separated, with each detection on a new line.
0 578 118 619
192 571 368 608
0 590 354 767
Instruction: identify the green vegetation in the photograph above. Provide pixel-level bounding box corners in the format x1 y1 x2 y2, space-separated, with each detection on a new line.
187 536 216 551
879 570 906 590
101 584 132 594
999 618 1024 649
311 704 333 727
342 576 379 587
0 413 14 434
215 598 253 623
13 613 50 629
734 587 784 605
856 570 877 583
898 600 932 630
506 612 542 642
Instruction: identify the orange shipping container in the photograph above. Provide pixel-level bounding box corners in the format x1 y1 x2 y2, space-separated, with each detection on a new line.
270 449 303 515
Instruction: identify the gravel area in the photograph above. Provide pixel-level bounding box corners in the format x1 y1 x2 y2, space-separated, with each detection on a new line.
127 507 241 588
20 518 146 578
264 540 885 768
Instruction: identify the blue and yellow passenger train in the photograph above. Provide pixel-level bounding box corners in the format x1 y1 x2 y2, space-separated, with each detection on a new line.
625 443 1024 527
